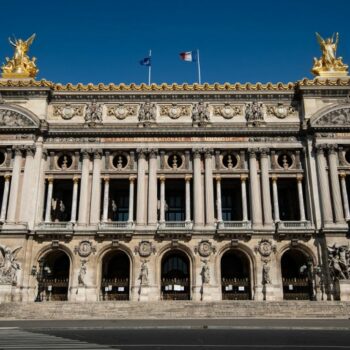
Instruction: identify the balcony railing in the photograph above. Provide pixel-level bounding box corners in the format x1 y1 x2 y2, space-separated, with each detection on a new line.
217 221 252 229
277 221 311 229
158 221 193 229
38 222 74 230
98 221 134 230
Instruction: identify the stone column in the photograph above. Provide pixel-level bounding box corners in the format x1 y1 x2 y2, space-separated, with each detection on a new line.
193 149 204 227
215 176 222 223
339 172 350 221
159 175 165 223
316 146 333 225
185 175 192 223
0 174 11 222
271 175 280 222
248 149 263 228
148 149 158 226
44 177 54 223
128 176 136 223
19 146 35 223
241 174 248 222
70 176 79 223
204 149 215 226
7 147 22 223
327 145 345 223
90 149 102 224
78 150 90 224
260 149 273 226
136 149 147 225
102 176 110 222
296 174 306 221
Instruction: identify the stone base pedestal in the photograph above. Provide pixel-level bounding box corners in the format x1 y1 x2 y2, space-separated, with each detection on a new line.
138 284 149 301
74 286 87 302
0 283 13 303
339 280 350 301
255 284 282 301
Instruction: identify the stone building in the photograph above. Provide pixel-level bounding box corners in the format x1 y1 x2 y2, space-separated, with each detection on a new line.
1 33 350 304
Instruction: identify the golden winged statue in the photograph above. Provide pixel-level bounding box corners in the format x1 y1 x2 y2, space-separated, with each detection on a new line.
312 32 348 77
1 34 39 79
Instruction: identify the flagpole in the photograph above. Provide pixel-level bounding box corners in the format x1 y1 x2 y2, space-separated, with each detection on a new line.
196 49 201 84
148 49 152 85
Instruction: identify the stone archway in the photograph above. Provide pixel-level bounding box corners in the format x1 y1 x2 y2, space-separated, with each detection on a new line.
221 249 252 300
101 250 130 301
161 249 190 300
39 250 70 301
281 249 313 300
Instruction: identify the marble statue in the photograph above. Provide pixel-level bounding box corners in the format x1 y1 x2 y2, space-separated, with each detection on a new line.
0 245 22 285
328 244 350 280
139 260 149 285
200 259 210 284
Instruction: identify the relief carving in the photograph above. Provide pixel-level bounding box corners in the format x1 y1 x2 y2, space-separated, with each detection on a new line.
0 108 35 127
266 103 295 119
245 102 264 125
192 102 210 126
85 101 103 125
159 104 191 119
213 104 242 119
314 107 350 126
107 104 137 120
52 104 84 120
0 245 22 285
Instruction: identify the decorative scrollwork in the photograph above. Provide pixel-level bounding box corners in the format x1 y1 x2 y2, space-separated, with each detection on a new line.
52 104 84 120
107 104 137 120
213 104 242 119
159 104 191 119
266 103 295 119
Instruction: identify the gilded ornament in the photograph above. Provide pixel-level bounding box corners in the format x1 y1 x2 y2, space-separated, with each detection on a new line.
1 34 38 79
213 104 242 119
107 104 137 120
312 32 348 77
266 103 295 119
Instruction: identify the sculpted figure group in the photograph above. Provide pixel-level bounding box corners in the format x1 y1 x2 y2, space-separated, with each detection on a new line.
0 245 21 285
328 244 350 280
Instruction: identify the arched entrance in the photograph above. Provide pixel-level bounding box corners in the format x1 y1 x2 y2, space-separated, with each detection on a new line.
39 250 70 301
281 249 313 300
221 250 252 300
101 250 130 301
161 250 190 300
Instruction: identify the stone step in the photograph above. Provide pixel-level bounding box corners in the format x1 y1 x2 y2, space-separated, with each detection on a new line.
1 301 350 319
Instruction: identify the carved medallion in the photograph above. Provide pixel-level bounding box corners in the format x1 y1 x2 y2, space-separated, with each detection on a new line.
266 103 294 119
135 241 155 258
159 104 191 119
255 239 276 258
53 104 84 120
75 240 96 258
213 104 242 119
195 240 216 257
107 104 137 120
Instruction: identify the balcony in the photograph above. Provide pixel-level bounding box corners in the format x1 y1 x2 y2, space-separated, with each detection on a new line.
156 221 193 240
276 220 314 239
97 221 134 239
35 221 74 237
216 220 252 239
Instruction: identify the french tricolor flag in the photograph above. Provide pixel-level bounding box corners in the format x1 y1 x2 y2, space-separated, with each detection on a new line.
179 50 197 62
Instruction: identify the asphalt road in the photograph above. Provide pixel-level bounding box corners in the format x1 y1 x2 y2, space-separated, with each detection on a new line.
1 319 350 350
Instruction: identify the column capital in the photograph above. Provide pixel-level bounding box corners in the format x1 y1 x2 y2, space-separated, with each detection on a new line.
159 175 166 182
204 148 214 159
92 149 103 159
259 148 269 158
240 174 248 182
23 145 36 157
248 148 258 158
215 175 221 181
315 144 326 155
81 149 91 159
47 176 54 184
4 173 11 181
12 145 23 156
339 171 347 179
73 176 80 184
185 174 192 181
192 148 202 159
129 175 137 182
296 174 303 182
271 174 278 181
136 148 148 159
148 148 158 159
326 143 338 155
103 176 110 183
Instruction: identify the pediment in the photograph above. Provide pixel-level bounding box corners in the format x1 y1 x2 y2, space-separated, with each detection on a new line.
311 104 350 128
0 105 39 128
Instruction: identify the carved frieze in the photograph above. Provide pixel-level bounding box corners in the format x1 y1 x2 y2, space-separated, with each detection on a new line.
0 108 35 127
107 104 137 120
245 102 264 125
159 104 191 119
52 104 84 120
266 103 295 119
138 102 157 125
192 102 210 126
85 101 103 125
314 107 350 126
212 103 242 119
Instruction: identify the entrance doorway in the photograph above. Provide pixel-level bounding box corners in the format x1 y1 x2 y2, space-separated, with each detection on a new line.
221 250 251 300
101 250 130 301
40 250 70 301
161 250 190 300
281 249 313 300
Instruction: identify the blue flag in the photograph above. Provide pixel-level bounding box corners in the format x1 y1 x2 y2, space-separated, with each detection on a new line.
140 57 151 66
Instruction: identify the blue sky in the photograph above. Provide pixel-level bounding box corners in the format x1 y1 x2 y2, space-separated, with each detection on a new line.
1 0 349 84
